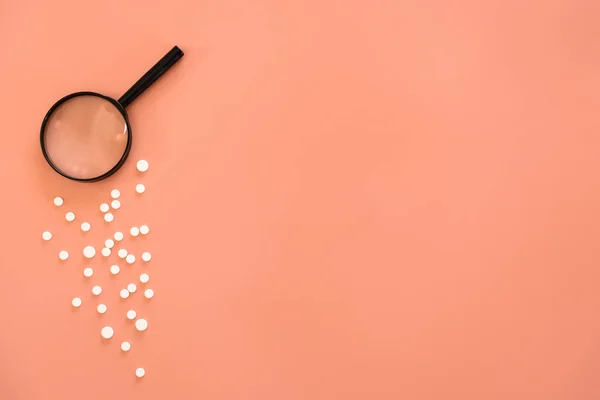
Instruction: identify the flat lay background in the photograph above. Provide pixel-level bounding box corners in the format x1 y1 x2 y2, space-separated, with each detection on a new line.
2 0 600 399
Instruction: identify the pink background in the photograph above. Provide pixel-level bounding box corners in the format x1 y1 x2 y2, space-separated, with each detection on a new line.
2 0 600 399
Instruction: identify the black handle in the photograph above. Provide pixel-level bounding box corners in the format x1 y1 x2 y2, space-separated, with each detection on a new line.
118 46 184 108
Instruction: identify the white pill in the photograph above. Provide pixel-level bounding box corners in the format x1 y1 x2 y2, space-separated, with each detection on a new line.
59 251 69 261
97 304 107 314
83 246 96 259
141 252 152 262
92 285 102 296
101 326 114 339
101 247 111 257
111 199 121 210
130 226 140 237
72 297 82 308
144 289 154 299
118 249 128 258
140 225 150 235
121 342 131 352
139 273 150 283
120 289 130 299
54 197 64 207
83 267 94 278
100 203 109 213
127 283 137 293
135 318 148 331
126 310 137 320
104 213 114 223
136 160 149 172
126 254 136 264
136 184 146 194
135 368 145 378
111 189 121 199
81 222 91 232
105 239 115 249
42 231 52 241
110 265 120 275
65 212 75 222
114 231 124 241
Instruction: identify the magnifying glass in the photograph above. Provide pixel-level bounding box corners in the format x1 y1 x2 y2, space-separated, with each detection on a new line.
40 46 184 182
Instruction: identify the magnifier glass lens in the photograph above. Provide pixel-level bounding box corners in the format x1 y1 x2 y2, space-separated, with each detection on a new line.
42 95 129 180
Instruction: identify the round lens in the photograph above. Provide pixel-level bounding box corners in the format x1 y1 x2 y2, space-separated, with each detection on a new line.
42 95 129 180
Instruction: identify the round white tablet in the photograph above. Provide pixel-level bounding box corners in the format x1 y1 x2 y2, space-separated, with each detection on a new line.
105 239 114 249
111 199 121 210
81 222 91 232
127 283 137 293
139 273 149 283
136 184 146 194
126 254 136 264
114 232 124 241
130 226 140 237
101 326 114 339
101 247 111 257
100 203 109 213
97 304 107 314
59 251 69 261
110 265 120 275
120 289 130 299
92 285 102 296
42 231 52 241
111 189 121 199
140 225 150 235
83 246 96 259
144 289 154 299
126 310 137 320
135 318 148 332
104 213 114 223
118 249 128 258
65 212 75 222
135 368 145 378
54 197 64 207
136 160 149 172
141 252 152 262
72 297 82 307
83 267 93 278
121 342 131 352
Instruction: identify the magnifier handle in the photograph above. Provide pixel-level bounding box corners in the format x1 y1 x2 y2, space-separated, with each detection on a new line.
118 46 184 108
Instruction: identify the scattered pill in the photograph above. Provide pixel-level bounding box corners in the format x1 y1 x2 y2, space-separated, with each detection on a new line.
72 297 82 308
135 318 148 332
144 289 154 299
118 249 128 258
65 212 75 222
110 265 120 275
104 213 114 223
136 160 149 172
54 197 64 207
101 326 114 339
92 285 102 296
81 222 91 232
130 227 140 237
126 310 137 320
140 225 150 235
139 273 149 283
126 254 136 264
135 368 145 378
136 184 146 194
111 199 121 210
100 203 109 213
59 251 69 261
83 267 94 278
111 189 121 199
101 247 111 257
114 232 124 241
97 304 107 314
83 246 96 259
141 252 152 262
120 289 130 299
105 239 115 249
127 283 137 293
121 342 131 352
42 231 52 241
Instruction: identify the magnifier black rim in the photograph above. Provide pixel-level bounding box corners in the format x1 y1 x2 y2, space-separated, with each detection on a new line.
40 91 132 183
